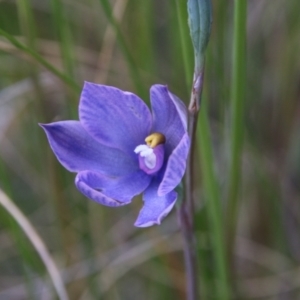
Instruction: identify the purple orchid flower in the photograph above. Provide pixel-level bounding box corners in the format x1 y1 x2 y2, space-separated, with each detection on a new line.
40 82 190 227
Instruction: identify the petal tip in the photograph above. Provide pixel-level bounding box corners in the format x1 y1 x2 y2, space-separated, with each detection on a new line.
150 84 168 94
38 122 47 128
134 193 177 228
134 219 160 228
39 122 57 130
39 122 53 133
83 80 94 87
82 81 104 96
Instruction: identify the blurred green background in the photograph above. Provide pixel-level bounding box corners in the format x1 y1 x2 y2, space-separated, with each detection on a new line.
0 0 300 299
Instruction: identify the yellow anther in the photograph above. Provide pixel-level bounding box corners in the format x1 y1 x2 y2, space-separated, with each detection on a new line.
145 132 166 148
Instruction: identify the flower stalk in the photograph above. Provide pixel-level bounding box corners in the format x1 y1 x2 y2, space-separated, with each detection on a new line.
177 68 205 300
177 1 212 299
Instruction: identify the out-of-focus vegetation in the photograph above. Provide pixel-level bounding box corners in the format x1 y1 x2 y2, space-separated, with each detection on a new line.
0 0 299 299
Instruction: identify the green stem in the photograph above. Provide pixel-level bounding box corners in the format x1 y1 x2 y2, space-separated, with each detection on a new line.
226 0 247 251
177 204 198 300
175 2 200 299
178 67 205 300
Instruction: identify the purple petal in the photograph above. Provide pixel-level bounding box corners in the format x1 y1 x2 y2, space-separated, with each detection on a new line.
134 178 177 227
75 170 151 207
150 85 187 156
79 82 152 155
158 133 190 196
40 121 138 176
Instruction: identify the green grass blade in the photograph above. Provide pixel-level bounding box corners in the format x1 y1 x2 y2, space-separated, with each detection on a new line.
51 0 76 79
0 28 80 93
226 0 247 248
16 0 36 49
0 188 69 300
175 0 192 88
198 97 231 299
98 0 146 98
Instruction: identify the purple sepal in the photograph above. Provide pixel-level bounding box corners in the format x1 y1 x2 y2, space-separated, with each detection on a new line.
79 82 152 156
134 177 177 227
75 170 151 207
40 121 138 176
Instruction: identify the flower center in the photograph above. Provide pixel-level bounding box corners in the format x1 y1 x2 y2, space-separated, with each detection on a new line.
134 132 165 175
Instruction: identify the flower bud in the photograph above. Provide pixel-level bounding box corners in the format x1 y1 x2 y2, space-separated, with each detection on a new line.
187 0 212 70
